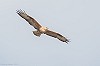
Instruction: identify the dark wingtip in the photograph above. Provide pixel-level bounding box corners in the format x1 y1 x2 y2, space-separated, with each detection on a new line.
65 41 69 44
65 39 70 44
16 9 26 14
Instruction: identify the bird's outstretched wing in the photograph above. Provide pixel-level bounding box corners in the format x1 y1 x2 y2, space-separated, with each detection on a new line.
16 10 42 30
44 30 69 43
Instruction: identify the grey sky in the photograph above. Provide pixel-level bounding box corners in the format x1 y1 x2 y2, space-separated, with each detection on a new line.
0 0 100 66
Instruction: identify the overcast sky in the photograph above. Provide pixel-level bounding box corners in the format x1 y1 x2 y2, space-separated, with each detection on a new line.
0 0 100 66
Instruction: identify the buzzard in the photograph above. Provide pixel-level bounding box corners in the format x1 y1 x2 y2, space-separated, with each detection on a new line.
16 10 69 43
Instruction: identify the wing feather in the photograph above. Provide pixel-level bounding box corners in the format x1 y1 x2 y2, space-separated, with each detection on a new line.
45 30 69 43
16 10 41 30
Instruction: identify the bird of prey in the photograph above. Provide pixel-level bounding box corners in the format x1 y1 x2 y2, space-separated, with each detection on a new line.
16 10 69 43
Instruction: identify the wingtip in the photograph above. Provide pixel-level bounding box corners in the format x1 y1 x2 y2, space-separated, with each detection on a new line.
65 41 68 44
16 9 26 14
65 39 70 44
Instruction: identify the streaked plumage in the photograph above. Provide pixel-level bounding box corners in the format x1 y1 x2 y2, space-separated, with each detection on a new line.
16 10 69 43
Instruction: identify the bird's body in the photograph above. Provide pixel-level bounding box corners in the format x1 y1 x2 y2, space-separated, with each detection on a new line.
16 10 69 43
39 26 48 33
33 26 48 37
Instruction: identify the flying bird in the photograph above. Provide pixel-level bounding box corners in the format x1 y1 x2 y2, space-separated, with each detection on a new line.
16 10 69 43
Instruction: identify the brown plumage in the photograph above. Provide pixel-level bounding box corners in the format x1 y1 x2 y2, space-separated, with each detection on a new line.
16 10 69 43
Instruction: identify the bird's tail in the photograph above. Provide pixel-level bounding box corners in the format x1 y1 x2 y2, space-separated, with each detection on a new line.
32 31 42 37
